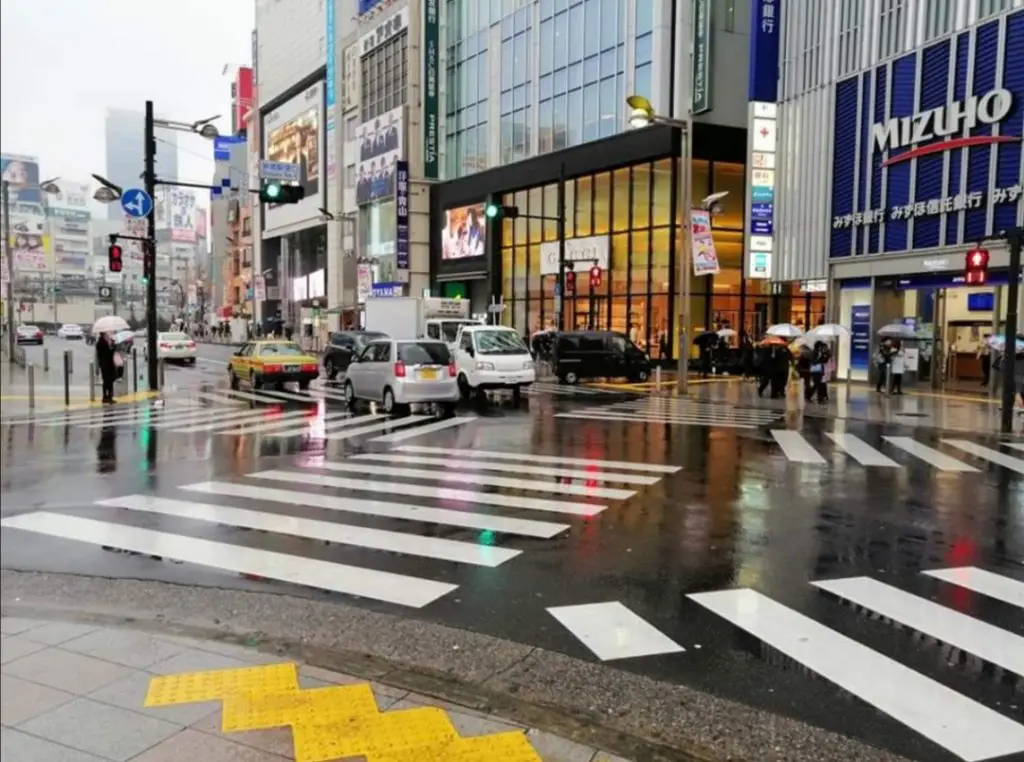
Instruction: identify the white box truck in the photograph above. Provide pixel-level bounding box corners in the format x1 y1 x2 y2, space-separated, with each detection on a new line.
363 297 483 346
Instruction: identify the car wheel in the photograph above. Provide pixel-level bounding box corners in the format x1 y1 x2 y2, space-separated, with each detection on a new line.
511 386 523 405
564 371 579 385
229 370 240 390
343 380 357 408
250 370 261 390
187 358 196 365
635 369 650 382
439 401 457 418
382 386 396 414
457 373 472 400
324 358 336 380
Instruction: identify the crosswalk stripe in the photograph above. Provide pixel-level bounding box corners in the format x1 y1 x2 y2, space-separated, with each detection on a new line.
182 481 570 538
321 415 431 441
76 406 242 430
309 387 350 402
195 391 249 406
0 511 456 608
219 389 311 405
369 415 478 443
881 437 979 472
615 400 777 416
349 453 663 485
825 433 900 467
689 588 1024 761
1004 442 1024 452
172 409 311 434
922 566 1024 609
147 407 276 430
260 413 386 439
555 412 758 429
394 445 682 474
604 405 777 421
942 439 1024 475
215 410 355 436
28 401 204 426
770 430 827 464
97 494 521 568
547 602 684 661
250 469 606 517
812 576 1024 676
240 387 325 403
310 461 637 500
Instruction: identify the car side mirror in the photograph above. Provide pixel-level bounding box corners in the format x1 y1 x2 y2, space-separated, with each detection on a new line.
466 346 474 357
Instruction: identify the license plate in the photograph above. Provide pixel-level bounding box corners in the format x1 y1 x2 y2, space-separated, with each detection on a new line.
175 344 185 349
418 368 438 380
285 364 299 372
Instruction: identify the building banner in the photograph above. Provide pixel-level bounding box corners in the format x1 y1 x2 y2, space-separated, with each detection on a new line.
1 154 41 205
395 160 410 271
168 189 197 243
422 0 440 180
355 105 404 205
746 102 777 279
691 0 712 114
850 306 871 370
690 210 720 276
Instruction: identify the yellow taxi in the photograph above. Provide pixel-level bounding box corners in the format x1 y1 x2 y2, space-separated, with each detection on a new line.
228 340 320 391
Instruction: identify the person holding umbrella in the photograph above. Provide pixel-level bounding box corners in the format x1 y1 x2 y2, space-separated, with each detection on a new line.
95 332 118 404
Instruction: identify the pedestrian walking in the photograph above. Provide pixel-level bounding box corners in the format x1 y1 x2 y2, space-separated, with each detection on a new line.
95 332 118 404
890 344 906 394
808 341 832 402
978 337 992 386
875 341 892 393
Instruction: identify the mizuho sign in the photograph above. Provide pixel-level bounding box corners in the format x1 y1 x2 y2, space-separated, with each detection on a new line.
872 87 1017 167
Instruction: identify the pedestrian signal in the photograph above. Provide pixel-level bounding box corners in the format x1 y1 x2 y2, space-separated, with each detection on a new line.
108 244 123 273
965 247 989 285
589 265 602 288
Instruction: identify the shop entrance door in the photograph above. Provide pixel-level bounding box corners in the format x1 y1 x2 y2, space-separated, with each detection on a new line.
575 297 607 331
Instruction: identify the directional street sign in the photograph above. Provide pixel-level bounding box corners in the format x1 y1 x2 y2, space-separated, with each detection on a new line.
120 188 153 218
259 160 301 183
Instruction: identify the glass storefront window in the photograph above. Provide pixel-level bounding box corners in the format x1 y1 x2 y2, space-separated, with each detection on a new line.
711 162 745 230
593 172 611 235
574 176 593 236
612 167 630 232
651 158 673 227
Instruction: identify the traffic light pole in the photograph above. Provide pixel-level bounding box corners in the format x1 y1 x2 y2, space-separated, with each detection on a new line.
144 100 159 391
1000 226 1022 434
556 162 567 331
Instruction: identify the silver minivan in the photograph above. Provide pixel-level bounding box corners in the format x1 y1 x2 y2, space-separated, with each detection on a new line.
343 339 460 416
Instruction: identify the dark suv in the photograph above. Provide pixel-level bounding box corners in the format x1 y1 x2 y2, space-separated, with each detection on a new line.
322 330 388 380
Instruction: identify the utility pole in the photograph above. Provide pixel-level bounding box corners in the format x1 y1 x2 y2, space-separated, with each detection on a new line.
556 162 567 331
144 100 159 390
3 180 15 360
1000 226 1022 434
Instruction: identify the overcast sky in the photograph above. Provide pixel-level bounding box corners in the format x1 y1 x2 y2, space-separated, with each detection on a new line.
1 0 254 199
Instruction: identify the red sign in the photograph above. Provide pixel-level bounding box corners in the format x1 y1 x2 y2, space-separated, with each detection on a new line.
233 67 254 134
965 247 989 285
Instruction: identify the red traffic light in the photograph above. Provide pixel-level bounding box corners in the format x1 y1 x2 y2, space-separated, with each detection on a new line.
107 244 123 273
965 247 989 284
564 270 576 293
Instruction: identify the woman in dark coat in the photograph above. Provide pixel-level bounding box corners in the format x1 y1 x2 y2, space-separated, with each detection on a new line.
95 332 118 404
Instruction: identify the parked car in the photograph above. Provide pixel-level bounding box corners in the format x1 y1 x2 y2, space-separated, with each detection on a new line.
552 331 651 384
322 330 387 380
15 324 44 345
343 339 458 416
57 323 84 340
228 340 319 390
453 325 535 403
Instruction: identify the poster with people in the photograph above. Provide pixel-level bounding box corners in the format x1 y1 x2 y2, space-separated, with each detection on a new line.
355 106 403 205
441 203 487 260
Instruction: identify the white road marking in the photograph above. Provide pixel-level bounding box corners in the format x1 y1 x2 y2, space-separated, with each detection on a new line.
369 416 478 443
172 410 311 434
770 430 827 464
182 481 570 538
942 440 1024 475
216 410 355 436
0 512 456 608
1003 442 1024 452
547 602 684 661
147 407 284 430
812 576 1024 676
97 495 520 568
556 412 757 429
250 469 605 517
309 461 637 500
922 566 1024 609
881 437 979 472
319 415 431 441
258 413 386 439
825 433 900 467
77 406 249 430
395 445 682 474
689 588 1024 762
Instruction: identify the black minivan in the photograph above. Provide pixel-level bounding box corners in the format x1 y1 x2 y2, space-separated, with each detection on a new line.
552 331 651 384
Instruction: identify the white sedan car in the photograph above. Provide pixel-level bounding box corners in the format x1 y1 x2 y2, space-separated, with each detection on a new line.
57 323 84 339
153 332 197 364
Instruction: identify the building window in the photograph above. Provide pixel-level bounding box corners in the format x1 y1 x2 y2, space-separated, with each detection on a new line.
977 0 1011 20
360 32 408 122
878 0 906 59
924 0 953 39
723 0 736 32
836 0 863 76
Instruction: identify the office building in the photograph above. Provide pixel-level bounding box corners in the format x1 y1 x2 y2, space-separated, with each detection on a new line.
103 108 179 221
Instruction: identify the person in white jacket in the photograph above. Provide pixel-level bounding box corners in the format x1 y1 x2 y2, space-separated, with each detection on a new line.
890 343 906 394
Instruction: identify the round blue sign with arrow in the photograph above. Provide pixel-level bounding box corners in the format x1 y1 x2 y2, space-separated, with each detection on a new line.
120 188 153 218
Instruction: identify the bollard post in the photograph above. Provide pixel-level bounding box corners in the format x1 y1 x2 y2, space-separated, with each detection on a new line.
28 363 35 410
158 358 165 389
132 348 138 393
63 350 71 407
43 347 49 372
89 362 96 402
654 366 662 394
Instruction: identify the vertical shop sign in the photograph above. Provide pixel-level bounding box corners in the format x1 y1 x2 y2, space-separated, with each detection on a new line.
325 0 337 181
395 160 410 271
422 0 440 180
745 102 777 279
691 0 712 114
850 305 871 370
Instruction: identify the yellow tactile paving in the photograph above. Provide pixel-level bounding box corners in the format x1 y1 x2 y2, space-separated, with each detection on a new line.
145 663 543 762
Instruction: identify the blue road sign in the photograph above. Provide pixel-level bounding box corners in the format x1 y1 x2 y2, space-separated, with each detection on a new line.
120 188 153 218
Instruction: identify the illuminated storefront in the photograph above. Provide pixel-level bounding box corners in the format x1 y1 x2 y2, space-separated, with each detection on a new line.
430 123 824 361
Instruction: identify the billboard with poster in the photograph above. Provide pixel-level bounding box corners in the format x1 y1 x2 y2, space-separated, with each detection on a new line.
0 154 41 204
168 189 197 242
262 81 324 232
356 106 403 205
9 215 49 271
440 203 486 260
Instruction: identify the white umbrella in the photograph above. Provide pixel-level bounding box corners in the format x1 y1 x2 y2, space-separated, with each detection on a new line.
716 328 737 338
806 323 850 339
93 315 130 334
878 322 917 339
766 323 804 338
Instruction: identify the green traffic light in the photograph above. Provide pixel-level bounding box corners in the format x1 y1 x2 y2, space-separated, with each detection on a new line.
265 182 281 199
484 203 499 219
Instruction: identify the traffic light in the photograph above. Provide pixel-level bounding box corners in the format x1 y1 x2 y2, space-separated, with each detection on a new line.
483 194 520 220
589 265 602 288
260 180 305 204
965 246 990 285
108 244 123 273
564 270 576 294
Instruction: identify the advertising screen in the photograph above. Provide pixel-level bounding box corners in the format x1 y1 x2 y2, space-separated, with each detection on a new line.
441 203 486 260
262 81 324 232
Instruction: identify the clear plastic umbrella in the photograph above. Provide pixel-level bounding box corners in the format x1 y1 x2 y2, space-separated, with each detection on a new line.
716 328 737 338
92 315 130 334
878 322 918 339
766 323 804 338
805 323 850 339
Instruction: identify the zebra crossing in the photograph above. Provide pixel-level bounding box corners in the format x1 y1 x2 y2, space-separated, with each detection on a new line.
555 397 783 429
0 447 679 608
768 429 1024 474
548 566 1024 762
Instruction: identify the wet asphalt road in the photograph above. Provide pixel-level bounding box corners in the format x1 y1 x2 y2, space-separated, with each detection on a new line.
1 381 1022 762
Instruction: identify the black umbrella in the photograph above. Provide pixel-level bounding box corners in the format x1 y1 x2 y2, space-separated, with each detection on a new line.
694 331 718 347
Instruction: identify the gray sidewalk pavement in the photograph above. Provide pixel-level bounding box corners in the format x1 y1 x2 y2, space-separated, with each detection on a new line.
1 616 629 762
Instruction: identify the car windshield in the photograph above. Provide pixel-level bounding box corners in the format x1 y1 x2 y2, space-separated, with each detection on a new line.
399 342 451 365
355 332 387 347
474 329 528 354
63 324 81 331
257 342 304 356
439 320 477 342
160 333 189 341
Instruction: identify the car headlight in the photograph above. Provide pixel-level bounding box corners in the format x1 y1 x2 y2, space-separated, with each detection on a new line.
523 360 534 370
475 361 495 371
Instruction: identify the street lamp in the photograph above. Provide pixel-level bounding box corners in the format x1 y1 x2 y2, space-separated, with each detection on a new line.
626 94 695 394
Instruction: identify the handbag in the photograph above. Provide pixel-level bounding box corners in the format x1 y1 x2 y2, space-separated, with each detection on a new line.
810 363 823 373
112 352 124 368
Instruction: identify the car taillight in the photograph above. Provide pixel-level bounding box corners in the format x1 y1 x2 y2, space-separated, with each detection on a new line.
159 343 171 349
264 364 282 373
448 363 456 377
187 342 196 349
302 363 318 372
394 361 406 378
